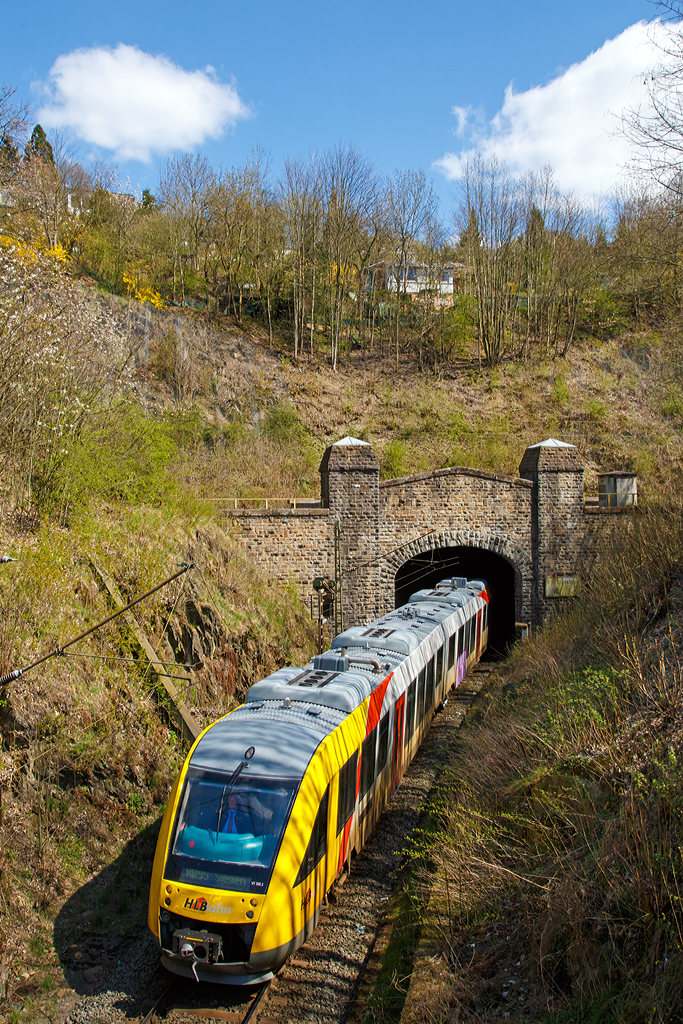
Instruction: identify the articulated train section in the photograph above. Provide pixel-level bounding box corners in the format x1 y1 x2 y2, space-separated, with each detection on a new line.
148 576 490 984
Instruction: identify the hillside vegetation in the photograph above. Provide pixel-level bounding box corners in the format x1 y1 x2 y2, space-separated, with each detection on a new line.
1 189 683 1022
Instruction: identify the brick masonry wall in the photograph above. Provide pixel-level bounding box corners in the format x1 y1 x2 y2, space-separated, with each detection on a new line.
225 441 632 630
226 508 334 594
320 443 381 627
520 444 587 621
377 467 534 623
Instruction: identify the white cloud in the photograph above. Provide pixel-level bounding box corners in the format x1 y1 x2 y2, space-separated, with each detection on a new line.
434 21 668 197
35 44 251 162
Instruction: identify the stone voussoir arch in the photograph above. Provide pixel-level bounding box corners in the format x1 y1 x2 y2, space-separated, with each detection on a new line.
379 528 532 621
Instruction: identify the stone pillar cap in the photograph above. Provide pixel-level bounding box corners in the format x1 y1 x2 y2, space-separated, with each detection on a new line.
333 436 372 446
526 437 577 449
519 437 583 477
320 437 379 474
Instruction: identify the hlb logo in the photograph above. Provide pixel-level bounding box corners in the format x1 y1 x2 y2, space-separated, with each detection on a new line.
184 896 208 912
183 895 231 916
301 888 312 910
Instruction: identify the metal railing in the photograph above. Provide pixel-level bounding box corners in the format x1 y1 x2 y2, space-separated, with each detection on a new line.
584 493 636 509
209 497 320 510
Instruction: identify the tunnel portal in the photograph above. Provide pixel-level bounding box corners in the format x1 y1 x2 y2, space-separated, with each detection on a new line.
394 546 518 659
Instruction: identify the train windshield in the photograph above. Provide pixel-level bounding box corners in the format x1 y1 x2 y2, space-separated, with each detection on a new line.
164 769 298 894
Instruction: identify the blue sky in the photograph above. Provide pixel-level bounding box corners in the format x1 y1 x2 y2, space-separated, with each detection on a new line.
0 0 666 208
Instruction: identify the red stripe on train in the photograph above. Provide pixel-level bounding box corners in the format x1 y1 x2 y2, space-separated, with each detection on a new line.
337 673 393 871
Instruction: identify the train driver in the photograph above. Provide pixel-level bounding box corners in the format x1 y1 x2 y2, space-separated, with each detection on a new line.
220 792 253 834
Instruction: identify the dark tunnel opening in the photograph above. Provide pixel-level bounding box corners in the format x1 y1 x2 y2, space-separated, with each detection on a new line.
394 546 518 660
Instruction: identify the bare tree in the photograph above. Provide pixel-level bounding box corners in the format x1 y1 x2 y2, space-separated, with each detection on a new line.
386 168 439 368
350 179 389 356
0 82 29 152
413 212 450 370
279 153 323 360
621 7 683 195
10 131 91 250
611 183 683 319
457 155 522 367
158 154 212 304
320 144 378 370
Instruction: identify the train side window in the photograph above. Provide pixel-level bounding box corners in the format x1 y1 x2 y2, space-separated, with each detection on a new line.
426 656 435 710
360 727 377 797
377 712 390 771
336 750 358 835
448 633 456 669
294 786 330 885
404 679 417 745
436 646 443 686
417 668 426 721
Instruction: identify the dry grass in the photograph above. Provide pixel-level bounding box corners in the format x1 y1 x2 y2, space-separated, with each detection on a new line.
0 508 315 1019
128 316 683 500
401 504 683 1024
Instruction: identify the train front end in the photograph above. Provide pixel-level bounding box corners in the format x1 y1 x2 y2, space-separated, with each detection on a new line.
147 697 321 984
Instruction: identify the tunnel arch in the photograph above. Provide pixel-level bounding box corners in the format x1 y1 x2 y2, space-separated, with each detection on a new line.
381 530 531 659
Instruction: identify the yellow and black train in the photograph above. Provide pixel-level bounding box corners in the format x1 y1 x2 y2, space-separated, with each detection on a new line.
148 576 489 983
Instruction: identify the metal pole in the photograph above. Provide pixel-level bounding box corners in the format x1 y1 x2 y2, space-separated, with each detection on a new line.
317 591 322 654
334 521 343 635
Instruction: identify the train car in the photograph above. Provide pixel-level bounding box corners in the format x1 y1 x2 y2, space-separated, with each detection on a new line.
148 576 489 984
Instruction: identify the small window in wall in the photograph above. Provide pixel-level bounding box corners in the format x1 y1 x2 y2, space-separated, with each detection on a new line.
360 727 377 798
377 712 390 772
448 633 456 669
294 786 329 885
337 751 358 835
436 646 444 686
404 679 417 745
417 668 426 722
407 266 418 281
457 625 464 660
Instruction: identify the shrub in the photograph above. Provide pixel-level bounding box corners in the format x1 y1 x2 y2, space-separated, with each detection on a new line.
381 439 408 480
0 241 133 514
262 401 306 445
44 401 178 514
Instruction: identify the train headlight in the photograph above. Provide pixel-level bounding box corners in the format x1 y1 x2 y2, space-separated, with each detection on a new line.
250 898 258 907
160 910 171 922
246 910 254 919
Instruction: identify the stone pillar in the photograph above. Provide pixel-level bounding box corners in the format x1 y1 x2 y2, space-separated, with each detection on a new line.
319 437 381 628
518 438 584 623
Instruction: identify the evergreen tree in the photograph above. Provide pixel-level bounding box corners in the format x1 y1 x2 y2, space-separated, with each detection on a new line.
25 124 54 165
0 135 19 179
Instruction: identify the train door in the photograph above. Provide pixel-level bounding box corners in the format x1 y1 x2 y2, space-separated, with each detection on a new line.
391 695 405 793
295 786 330 931
476 610 482 659
457 625 465 685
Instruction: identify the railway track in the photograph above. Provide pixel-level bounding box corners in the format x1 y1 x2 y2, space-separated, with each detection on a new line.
139 977 274 1024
